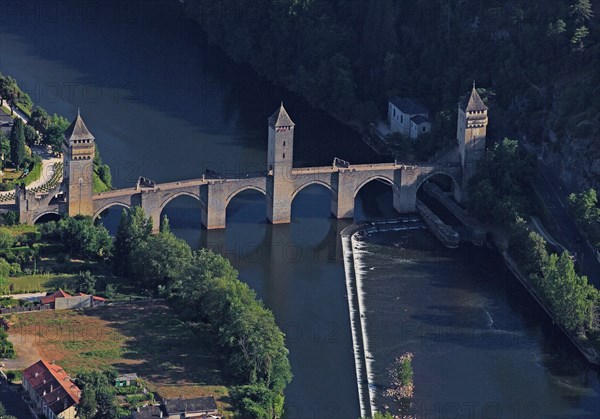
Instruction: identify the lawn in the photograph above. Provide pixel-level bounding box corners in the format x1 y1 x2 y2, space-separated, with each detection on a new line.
0 273 77 295
5 302 232 416
0 225 38 237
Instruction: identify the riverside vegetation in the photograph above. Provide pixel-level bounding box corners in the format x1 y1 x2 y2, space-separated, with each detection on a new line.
468 138 600 352
0 72 112 193
183 0 600 189
0 209 292 418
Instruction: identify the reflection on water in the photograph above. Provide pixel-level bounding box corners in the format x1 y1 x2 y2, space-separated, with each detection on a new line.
5 0 599 416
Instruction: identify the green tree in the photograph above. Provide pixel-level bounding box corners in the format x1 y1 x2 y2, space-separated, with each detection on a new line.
469 138 534 224
44 123 65 155
77 384 98 419
0 258 11 288
362 413 395 419
171 249 292 415
0 130 10 165
0 230 14 250
49 216 113 260
97 164 112 188
547 19 567 54
50 113 70 131
570 0 594 24
113 206 153 277
568 188 600 247
0 75 19 115
24 124 38 146
16 91 32 113
0 328 15 358
231 384 284 419
103 283 116 299
78 270 96 294
75 371 117 419
30 106 51 135
129 228 192 290
9 118 26 169
571 25 589 49
542 252 594 333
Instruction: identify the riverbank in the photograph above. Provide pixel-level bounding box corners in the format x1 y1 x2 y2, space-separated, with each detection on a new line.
491 235 600 366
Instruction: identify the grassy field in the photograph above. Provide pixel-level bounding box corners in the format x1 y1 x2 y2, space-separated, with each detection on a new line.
0 225 38 237
5 302 232 416
0 273 78 294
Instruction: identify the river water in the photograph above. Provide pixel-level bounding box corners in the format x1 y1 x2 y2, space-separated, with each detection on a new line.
1 1 598 418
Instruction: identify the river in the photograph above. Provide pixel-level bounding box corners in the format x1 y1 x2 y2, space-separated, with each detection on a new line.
1 1 598 418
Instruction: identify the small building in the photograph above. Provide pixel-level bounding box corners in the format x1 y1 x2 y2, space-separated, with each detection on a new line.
388 97 431 139
22 359 81 419
40 289 107 309
0 108 14 136
162 397 221 418
40 289 72 306
115 372 138 387
133 404 163 419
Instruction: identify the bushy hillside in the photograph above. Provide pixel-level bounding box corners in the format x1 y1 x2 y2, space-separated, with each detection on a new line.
183 0 600 189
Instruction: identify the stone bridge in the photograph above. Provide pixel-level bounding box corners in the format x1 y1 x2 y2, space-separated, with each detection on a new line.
15 89 488 232
86 160 461 231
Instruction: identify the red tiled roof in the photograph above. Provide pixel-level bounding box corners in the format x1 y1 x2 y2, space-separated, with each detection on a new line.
77 292 107 302
23 360 80 414
40 289 71 305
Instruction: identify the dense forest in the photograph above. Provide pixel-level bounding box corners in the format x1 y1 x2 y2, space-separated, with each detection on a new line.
183 0 600 189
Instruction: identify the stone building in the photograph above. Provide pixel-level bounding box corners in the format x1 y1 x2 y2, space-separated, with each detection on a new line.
62 110 95 217
22 359 81 419
457 83 488 199
387 97 431 139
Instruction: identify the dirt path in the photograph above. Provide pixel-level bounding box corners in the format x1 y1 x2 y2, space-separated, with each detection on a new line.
4 333 42 370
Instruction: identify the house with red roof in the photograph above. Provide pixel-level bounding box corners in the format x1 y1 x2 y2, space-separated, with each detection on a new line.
41 289 107 309
22 359 81 419
40 290 72 306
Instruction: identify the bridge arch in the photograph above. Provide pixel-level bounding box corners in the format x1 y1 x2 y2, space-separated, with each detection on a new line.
416 170 461 194
93 202 131 220
354 175 394 197
159 191 201 212
290 180 334 202
225 185 266 205
33 211 61 223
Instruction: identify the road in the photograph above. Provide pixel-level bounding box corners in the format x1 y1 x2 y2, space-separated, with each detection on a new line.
529 152 600 286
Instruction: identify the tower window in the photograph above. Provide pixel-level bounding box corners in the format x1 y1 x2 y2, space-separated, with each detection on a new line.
283 141 286 146
400 115 403 123
283 153 285 159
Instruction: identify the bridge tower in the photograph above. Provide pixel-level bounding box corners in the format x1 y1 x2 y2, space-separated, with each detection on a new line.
457 82 488 200
267 103 295 224
62 110 95 217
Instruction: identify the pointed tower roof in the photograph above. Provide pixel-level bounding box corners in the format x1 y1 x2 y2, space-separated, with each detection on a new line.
460 83 488 112
63 111 94 142
268 102 295 127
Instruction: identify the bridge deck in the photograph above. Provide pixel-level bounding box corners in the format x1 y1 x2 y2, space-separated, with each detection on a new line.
93 162 408 199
